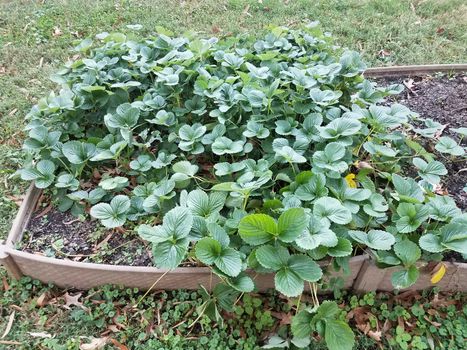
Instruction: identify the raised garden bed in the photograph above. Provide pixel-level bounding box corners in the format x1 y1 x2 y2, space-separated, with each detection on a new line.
1 184 466 292
2 68 466 293
1 26 466 304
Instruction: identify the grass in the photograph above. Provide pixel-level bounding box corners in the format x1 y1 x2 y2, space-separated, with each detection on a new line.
0 0 466 238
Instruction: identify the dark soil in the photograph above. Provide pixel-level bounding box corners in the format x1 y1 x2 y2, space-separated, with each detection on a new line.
22 208 152 266
378 74 467 209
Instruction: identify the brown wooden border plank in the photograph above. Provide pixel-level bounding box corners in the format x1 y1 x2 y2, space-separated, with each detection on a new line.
364 64 467 77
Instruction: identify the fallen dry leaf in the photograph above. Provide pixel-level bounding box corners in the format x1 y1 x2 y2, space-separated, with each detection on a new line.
430 262 447 284
1 311 15 339
423 316 442 328
36 292 48 307
28 332 52 338
80 337 108 350
378 49 391 58
53 26 63 37
63 292 88 311
2 276 10 291
367 330 382 342
110 338 129 350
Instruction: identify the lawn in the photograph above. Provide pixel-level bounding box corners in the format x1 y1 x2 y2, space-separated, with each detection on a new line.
1 0 467 238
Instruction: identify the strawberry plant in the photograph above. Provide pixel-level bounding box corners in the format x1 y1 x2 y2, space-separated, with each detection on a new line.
19 24 466 350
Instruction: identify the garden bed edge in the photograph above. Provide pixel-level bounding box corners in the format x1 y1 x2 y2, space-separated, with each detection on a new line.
1 184 466 292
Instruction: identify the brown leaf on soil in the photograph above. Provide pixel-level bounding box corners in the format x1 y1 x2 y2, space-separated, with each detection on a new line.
242 4 252 17
28 332 52 338
79 337 108 350
431 293 458 308
92 169 102 180
1 311 15 339
2 276 10 291
270 311 293 325
109 338 129 350
36 292 48 307
63 292 89 311
382 319 392 334
368 330 382 342
423 316 442 327
397 316 405 330
433 183 448 195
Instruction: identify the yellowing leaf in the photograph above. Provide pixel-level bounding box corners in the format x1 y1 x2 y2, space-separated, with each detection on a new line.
431 263 446 284
345 173 357 188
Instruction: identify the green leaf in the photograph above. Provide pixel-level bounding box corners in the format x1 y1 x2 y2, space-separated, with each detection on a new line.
55 174 79 190
314 301 341 321
187 190 226 218
195 237 222 265
277 208 307 242
363 141 397 157
129 154 153 172
291 310 314 339
324 319 355 350
163 207 193 238
21 160 56 189
394 240 421 266
212 136 244 155
255 245 289 271
275 146 307 164
62 141 97 164
296 215 337 250
215 248 242 277
327 238 353 257
435 136 465 156
313 197 352 225
419 234 445 253
312 143 348 173
348 230 395 251
319 117 361 139
391 265 419 289
392 174 424 203
153 238 189 269
275 268 304 297
440 223 467 254
105 103 140 129
238 214 277 245
412 157 447 184
295 173 328 201
137 224 169 244
226 273 255 292
90 195 130 228
288 255 322 282
99 176 129 191
172 161 199 177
